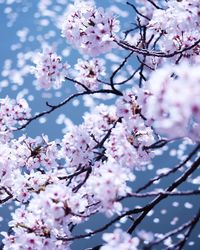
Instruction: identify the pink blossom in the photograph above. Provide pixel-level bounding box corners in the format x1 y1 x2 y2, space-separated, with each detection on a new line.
101 229 139 250
0 97 31 142
61 1 120 56
142 59 200 141
148 0 200 59
74 58 105 90
32 47 69 90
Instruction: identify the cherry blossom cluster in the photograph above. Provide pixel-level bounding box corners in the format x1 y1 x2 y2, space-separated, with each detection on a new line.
0 142 17 189
32 47 69 90
148 0 200 59
83 104 118 141
61 1 120 56
105 89 155 169
0 136 60 203
2 182 89 249
100 229 139 250
105 119 154 169
141 58 200 141
74 58 105 90
0 142 31 203
11 135 59 170
60 124 96 171
86 159 135 217
0 96 31 142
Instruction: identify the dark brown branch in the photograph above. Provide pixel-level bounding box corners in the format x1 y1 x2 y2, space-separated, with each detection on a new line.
127 2 150 21
72 167 92 192
116 39 200 58
171 209 200 250
110 51 133 88
0 187 13 204
113 66 140 85
150 209 200 247
57 206 146 242
136 143 200 193
16 89 122 131
146 0 164 9
128 155 200 234
120 190 200 200
65 76 90 91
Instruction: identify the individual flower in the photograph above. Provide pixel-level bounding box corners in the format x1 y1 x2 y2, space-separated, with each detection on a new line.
32 47 69 90
61 1 120 56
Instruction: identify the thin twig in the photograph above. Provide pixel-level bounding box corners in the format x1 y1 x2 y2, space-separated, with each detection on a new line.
136 143 200 193
128 155 200 233
16 89 122 131
116 39 200 58
150 210 200 246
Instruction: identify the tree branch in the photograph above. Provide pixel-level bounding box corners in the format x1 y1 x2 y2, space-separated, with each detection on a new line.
127 155 200 233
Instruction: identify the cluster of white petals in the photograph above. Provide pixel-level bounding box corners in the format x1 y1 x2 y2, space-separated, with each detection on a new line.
32 47 69 90
11 135 59 170
0 143 17 187
0 138 62 203
101 229 139 250
2 183 89 249
61 1 120 56
105 89 155 168
60 125 96 170
105 119 154 169
0 97 31 142
148 0 200 58
83 104 118 141
74 58 105 90
141 58 200 141
86 159 135 216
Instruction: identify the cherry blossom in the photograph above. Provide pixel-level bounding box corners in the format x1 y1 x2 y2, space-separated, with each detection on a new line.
104 89 155 169
0 97 31 142
101 229 139 250
83 104 118 141
74 58 105 90
32 47 69 90
11 134 59 170
142 58 200 141
60 124 96 171
86 159 135 217
148 0 200 59
61 1 120 56
2 182 90 249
